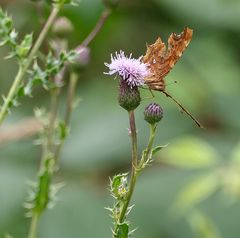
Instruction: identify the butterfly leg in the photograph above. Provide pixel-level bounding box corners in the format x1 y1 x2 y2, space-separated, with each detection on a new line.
149 89 155 98
142 88 155 100
163 91 204 128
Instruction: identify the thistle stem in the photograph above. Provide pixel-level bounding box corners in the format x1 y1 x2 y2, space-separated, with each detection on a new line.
64 72 78 127
138 123 157 169
0 4 63 126
26 5 66 236
46 88 61 153
54 72 78 164
80 8 111 48
27 213 39 238
114 117 158 236
117 111 138 227
27 88 60 238
0 66 23 124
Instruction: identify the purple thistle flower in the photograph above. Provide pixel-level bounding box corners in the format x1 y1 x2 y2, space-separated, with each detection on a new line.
104 51 149 88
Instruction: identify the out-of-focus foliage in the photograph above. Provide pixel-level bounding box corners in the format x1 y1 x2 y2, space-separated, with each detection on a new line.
188 210 222 238
158 137 218 168
0 0 240 238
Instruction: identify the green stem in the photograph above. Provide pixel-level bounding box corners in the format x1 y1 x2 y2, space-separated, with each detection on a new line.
114 120 158 236
64 72 78 127
0 4 63 126
54 72 78 164
80 8 111 47
0 66 23 124
117 111 138 228
138 123 157 170
27 213 39 238
27 89 60 238
46 88 61 152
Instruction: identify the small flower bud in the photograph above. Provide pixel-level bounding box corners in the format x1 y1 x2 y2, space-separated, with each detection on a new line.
118 80 141 111
52 17 73 38
69 46 90 72
144 103 163 124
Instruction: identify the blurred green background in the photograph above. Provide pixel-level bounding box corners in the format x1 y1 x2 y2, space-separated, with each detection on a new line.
1 0 240 237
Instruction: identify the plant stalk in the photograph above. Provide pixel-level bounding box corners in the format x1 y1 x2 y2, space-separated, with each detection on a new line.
54 72 78 164
27 213 39 238
117 111 138 226
80 8 111 48
46 88 61 153
0 4 62 126
138 123 157 169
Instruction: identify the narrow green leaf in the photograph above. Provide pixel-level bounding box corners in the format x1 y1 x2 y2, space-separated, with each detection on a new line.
152 144 168 156
172 173 219 214
188 210 222 238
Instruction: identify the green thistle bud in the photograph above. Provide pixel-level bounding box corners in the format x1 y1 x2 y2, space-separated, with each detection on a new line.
144 103 163 124
118 80 141 111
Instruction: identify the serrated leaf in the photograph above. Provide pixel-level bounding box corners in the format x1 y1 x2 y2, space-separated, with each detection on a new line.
16 84 25 97
158 137 218 168
111 173 128 199
4 51 17 60
16 33 32 59
152 144 168 156
172 173 219 214
57 121 68 140
9 30 17 39
26 154 55 216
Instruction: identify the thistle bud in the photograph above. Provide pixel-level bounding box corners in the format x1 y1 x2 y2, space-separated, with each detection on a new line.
52 17 73 38
118 80 141 111
144 103 163 124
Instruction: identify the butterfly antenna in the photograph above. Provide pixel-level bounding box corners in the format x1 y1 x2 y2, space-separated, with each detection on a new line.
166 80 178 87
162 91 203 128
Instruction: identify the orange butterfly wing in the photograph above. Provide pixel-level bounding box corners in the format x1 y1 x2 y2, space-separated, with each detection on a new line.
143 27 193 91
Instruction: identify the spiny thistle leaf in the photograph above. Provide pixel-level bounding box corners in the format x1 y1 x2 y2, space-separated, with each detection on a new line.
0 8 33 62
115 223 129 238
110 173 128 200
26 50 77 95
152 144 168 156
25 154 55 217
16 33 33 59
56 120 69 141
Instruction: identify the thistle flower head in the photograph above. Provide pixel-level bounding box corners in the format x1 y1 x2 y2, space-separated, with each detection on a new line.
118 80 141 111
104 51 149 88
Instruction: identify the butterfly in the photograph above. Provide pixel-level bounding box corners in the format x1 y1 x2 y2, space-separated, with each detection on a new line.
142 27 203 128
